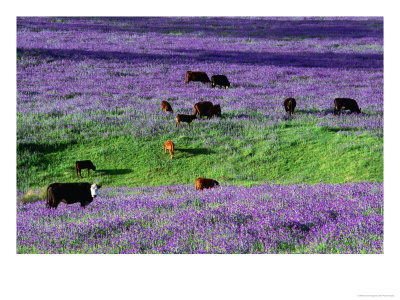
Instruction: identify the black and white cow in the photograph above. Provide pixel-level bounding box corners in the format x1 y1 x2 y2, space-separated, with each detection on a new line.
46 182 101 209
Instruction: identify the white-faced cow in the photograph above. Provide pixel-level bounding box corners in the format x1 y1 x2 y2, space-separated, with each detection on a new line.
195 177 219 190
46 182 101 209
211 75 230 88
185 71 210 84
75 160 96 178
334 98 361 115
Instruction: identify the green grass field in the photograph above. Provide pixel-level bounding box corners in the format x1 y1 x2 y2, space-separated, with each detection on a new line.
17 116 383 190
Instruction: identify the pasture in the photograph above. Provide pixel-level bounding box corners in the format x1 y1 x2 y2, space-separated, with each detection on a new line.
16 17 383 253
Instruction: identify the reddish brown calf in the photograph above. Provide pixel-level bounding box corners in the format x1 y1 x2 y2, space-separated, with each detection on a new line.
164 140 175 159
161 100 173 113
195 177 219 190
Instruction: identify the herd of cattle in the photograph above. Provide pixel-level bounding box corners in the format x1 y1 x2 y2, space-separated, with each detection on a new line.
45 71 362 209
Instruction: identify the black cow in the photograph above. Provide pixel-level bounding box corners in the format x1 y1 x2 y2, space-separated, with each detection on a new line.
46 182 101 209
176 114 197 127
334 98 361 115
75 160 96 178
211 75 230 88
284 98 296 116
193 101 214 118
185 71 210 84
209 104 222 118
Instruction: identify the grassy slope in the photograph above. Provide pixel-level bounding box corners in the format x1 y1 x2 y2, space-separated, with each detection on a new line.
17 117 383 190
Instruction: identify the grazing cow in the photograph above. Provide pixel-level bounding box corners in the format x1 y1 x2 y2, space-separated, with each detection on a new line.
75 160 96 178
161 100 173 113
196 177 219 190
193 101 214 118
176 114 197 127
334 98 361 115
46 182 101 209
283 98 297 116
164 140 175 159
211 75 230 88
209 104 222 118
185 71 210 84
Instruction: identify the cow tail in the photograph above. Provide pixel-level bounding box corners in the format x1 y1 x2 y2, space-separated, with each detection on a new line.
46 185 51 208
185 72 190 84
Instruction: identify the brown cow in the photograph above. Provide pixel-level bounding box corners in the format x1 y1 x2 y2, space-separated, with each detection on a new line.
176 114 197 127
161 100 173 113
75 160 96 178
195 177 219 190
334 98 361 115
193 101 213 118
209 104 222 118
185 71 210 84
283 98 296 116
46 182 101 209
164 140 175 159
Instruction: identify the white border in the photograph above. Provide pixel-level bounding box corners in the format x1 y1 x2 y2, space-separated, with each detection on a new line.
3 1 399 299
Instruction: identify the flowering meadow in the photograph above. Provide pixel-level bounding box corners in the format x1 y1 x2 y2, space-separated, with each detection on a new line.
17 182 383 254
16 17 383 253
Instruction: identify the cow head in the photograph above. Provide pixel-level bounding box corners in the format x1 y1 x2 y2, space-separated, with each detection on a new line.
90 183 101 198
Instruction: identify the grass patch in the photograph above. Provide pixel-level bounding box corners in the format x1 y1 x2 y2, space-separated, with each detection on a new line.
18 187 47 204
17 121 383 189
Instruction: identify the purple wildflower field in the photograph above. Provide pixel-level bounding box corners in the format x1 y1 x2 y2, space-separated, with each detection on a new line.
16 17 384 254
17 182 382 254
17 17 383 144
